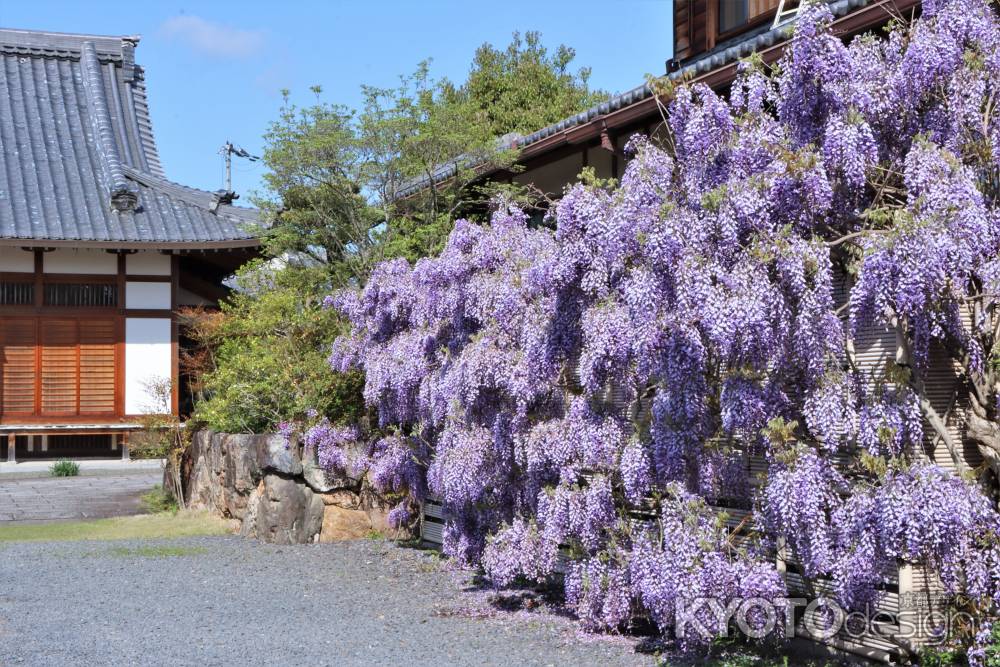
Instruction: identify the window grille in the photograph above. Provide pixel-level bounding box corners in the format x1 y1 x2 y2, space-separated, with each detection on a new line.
43 282 118 307
0 281 34 305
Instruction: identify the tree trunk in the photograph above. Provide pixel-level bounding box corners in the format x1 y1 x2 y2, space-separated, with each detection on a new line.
893 318 972 476
916 390 971 477
966 397 1000 487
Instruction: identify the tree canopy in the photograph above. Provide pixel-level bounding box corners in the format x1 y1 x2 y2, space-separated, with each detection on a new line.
192 31 607 433
254 31 606 279
462 30 606 137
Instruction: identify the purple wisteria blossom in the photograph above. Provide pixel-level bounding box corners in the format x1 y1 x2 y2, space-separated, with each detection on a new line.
320 0 1000 656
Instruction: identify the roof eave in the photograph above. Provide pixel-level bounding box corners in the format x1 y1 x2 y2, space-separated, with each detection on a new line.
517 0 919 161
396 0 919 198
0 237 261 251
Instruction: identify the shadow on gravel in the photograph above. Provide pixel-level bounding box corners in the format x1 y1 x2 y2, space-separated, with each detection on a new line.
393 540 869 667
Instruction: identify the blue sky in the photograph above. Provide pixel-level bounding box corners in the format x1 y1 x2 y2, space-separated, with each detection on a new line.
1 1 673 201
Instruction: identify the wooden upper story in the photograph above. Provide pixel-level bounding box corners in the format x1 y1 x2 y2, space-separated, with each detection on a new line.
673 0 784 66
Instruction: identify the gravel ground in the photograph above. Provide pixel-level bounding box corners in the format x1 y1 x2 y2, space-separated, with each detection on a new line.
0 536 656 666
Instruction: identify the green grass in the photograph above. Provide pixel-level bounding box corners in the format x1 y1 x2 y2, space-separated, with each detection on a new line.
49 459 80 477
0 511 233 543
140 485 179 514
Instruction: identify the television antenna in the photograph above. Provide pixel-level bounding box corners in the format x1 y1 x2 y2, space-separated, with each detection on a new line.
219 141 259 194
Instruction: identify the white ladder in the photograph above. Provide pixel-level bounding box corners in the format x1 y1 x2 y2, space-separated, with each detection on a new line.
772 0 802 29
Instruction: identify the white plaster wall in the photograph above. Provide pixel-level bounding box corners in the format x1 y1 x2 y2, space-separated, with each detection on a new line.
0 247 34 272
44 248 116 274
126 251 171 276
125 318 172 414
126 281 172 309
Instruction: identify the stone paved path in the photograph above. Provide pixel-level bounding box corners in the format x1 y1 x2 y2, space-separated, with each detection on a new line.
0 473 160 522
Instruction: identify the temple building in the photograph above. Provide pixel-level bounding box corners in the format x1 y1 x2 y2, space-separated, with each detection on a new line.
0 29 258 460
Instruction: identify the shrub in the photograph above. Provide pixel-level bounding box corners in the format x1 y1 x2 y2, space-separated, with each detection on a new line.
919 646 960 667
49 459 80 477
190 262 365 434
971 623 1000 667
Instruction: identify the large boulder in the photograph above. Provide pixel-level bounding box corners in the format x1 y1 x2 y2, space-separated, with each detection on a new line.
253 433 302 477
247 474 324 544
300 442 365 494
186 454 213 509
185 431 233 516
301 449 340 494
185 431 300 520
219 434 264 518
315 489 399 540
181 429 413 544
319 502 374 541
220 433 264 491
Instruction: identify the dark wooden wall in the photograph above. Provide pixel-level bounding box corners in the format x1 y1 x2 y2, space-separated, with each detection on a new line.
673 0 783 65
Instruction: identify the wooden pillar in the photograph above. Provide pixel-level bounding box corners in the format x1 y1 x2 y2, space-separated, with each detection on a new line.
34 250 44 416
120 432 129 462
116 252 127 418
170 254 180 416
7 433 15 463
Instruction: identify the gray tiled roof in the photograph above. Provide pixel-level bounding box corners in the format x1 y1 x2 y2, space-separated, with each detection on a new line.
0 28 258 248
396 0 872 199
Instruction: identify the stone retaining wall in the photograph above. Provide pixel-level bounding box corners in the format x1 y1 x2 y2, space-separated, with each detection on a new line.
178 431 401 544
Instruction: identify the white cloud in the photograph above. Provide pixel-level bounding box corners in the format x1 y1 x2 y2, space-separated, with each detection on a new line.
160 15 265 59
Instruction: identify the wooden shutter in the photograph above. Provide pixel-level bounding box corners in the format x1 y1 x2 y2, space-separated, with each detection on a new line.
1 317 119 418
674 0 694 62
41 320 78 414
673 1 711 63
79 319 116 414
749 0 780 20
0 318 37 414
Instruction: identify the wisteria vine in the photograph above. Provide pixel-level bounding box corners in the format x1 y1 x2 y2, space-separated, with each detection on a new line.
303 0 1000 657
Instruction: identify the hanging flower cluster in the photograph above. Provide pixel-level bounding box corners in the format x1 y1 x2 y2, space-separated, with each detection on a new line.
318 0 1000 655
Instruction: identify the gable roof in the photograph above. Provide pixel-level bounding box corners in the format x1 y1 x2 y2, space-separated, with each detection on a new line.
0 28 259 249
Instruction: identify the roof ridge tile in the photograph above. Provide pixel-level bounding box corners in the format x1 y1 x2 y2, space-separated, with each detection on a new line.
80 41 137 212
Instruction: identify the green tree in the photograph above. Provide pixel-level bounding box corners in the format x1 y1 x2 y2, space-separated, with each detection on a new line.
463 31 606 137
254 87 383 288
357 62 509 261
193 31 605 431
